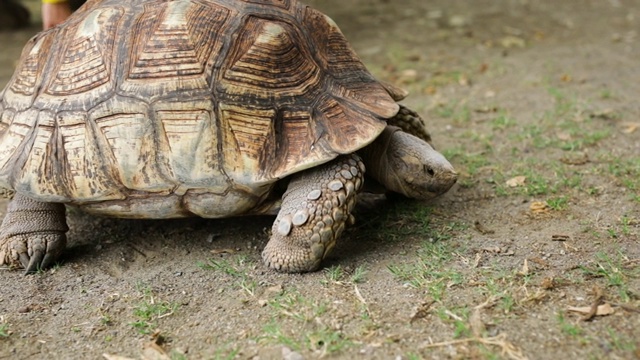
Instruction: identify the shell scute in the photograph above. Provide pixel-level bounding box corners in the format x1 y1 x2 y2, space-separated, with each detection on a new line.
153 99 227 190
119 0 232 100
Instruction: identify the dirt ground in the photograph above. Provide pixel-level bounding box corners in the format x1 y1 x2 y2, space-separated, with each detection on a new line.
1 0 639 359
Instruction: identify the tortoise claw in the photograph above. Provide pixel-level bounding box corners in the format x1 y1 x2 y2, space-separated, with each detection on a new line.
24 251 45 274
41 253 56 270
18 252 30 270
2 233 66 274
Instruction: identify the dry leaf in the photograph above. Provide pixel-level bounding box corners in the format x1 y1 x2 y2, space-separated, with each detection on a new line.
103 355 136 360
567 303 614 316
469 308 486 337
423 86 437 95
399 69 419 84
142 342 171 360
517 259 529 276
500 35 526 48
556 131 571 141
590 109 617 120
410 300 435 323
621 122 639 134
529 257 550 268
530 201 549 214
474 220 495 234
540 277 555 290
474 106 498 113
560 152 589 165
506 176 526 187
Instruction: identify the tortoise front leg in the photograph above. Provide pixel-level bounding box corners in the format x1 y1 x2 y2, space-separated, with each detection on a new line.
262 154 364 273
0 193 68 273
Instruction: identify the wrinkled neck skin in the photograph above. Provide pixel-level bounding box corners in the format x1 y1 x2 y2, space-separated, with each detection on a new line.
358 127 400 192
359 126 457 200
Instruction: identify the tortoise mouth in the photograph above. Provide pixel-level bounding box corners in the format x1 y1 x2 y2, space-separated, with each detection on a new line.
405 170 458 200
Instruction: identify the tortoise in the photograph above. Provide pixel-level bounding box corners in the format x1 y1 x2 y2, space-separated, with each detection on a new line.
0 0 457 274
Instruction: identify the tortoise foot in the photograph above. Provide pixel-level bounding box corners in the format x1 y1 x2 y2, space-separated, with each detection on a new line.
0 193 68 274
263 154 364 273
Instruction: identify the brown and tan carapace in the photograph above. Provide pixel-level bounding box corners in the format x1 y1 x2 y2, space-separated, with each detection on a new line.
0 0 456 273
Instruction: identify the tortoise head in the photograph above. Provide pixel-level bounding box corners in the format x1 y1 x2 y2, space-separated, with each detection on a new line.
363 127 457 200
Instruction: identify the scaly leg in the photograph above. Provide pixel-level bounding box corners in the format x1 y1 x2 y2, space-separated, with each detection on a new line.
386 104 433 145
263 154 364 272
0 193 68 273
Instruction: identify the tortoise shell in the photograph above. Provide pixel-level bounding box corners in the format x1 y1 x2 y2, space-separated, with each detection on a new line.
0 0 398 218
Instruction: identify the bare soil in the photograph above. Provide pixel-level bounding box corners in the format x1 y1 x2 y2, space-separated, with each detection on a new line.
1 1 639 359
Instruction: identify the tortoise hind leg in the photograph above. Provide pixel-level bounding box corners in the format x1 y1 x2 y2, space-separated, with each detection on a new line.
0 193 68 273
262 154 364 273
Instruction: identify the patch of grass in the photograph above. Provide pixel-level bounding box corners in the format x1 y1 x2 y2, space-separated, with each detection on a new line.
0 322 9 338
606 328 637 353
350 265 368 284
492 162 590 198
580 251 638 302
429 71 470 88
499 294 516 314
600 89 614 99
322 265 345 284
493 166 557 197
405 352 422 360
546 196 569 211
209 346 240 360
523 171 554 196
607 158 640 201
516 124 553 148
434 101 471 124
100 312 112 326
557 313 583 337
513 88 612 152
260 290 352 355
170 351 189 360
547 86 579 118
198 256 257 296
491 114 516 130
268 290 328 322
558 130 610 151
619 215 635 236
307 328 352 354
358 200 463 245
441 148 491 188
560 173 582 189
354 200 436 243
129 286 179 335
435 307 471 339
321 264 368 285
260 321 301 351
388 240 464 298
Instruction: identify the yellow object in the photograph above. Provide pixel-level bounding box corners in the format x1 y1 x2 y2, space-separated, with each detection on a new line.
42 0 68 4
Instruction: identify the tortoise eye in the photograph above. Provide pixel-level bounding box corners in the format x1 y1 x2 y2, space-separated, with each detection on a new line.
424 165 435 176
